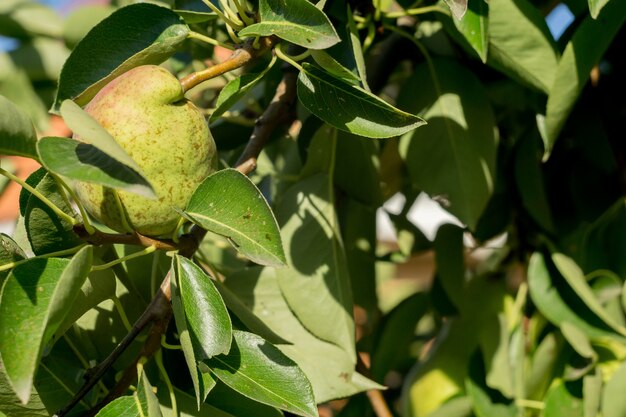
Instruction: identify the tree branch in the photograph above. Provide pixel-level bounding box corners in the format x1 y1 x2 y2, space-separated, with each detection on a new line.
235 70 298 174
73 224 182 252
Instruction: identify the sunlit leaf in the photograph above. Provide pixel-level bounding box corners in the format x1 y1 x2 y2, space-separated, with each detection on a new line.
238 0 339 49
203 331 317 417
183 169 285 267
488 0 558 93
298 63 425 138
37 136 154 198
0 246 92 403
53 3 189 112
397 59 497 229
276 172 355 361
225 267 382 403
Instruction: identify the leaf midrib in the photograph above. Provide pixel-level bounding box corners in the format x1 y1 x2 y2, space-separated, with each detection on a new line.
211 355 311 416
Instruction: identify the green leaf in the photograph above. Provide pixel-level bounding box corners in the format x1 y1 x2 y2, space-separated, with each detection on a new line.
544 0 626 156
37 136 154 198
310 50 359 84
552 252 626 337
544 381 583 417
0 69 49 132
211 58 276 122
0 362 49 417
298 63 425 138
204 383 283 417
434 224 465 310
238 0 339 49
0 246 92 403
212 280 287 344
527 252 624 342
397 59 497 229
371 293 429 380
346 5 369 91
454 0 489 62
183 169 285 267
95 396 141 417
465 377 516 417
514 134 555 232
560 322 596 359
588 0 611 18
53 266 116 340
53 3 189 112
171 260 216 409
0 95 37 160
24 174 83 256
583 369 602 417
444 0 468 20
225 267 382 403
0 2 63 39
479 314 514 398
203 330 317 417
136 368 163 417
487 0 558 93
276 173 355 361
0 234 25 271
59 100 152 190
8 38 69 82
19 167 47 217
602 364 626 417
175 256 232 358
62 5 115 49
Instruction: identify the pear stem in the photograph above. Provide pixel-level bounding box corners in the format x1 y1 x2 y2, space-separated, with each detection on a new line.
179 36 278 92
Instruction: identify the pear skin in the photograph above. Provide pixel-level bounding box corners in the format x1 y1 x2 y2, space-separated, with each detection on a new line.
74 65 217 236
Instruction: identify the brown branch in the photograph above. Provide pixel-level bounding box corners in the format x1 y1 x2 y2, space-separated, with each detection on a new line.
180 36 278 92
235 71 298 174
73 224 182 251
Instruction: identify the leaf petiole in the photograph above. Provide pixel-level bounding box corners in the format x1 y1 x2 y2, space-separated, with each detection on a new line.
201 0 244 30
188 31 235 50
91 245 157 272
50 173 96 235
385 5 449 18
274 44 304 71
231 0 254 26
156 350 178 416
0 243 88 272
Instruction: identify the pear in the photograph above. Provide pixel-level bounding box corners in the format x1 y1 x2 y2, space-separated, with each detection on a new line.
74 65 217 236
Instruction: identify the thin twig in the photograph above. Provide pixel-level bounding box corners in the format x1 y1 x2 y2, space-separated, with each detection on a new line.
235 71 298 174
54 273 172 417
180 36 278 92
73 224 182 252
357 353 393 417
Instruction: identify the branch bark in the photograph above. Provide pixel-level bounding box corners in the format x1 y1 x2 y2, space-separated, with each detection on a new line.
235 70 298 173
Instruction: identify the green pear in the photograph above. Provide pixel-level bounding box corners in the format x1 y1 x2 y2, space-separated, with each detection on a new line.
74 65 217 236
